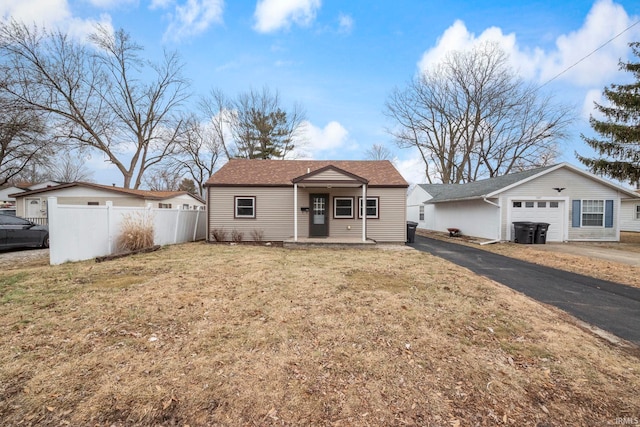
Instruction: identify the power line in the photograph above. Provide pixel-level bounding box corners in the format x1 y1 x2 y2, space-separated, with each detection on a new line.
538 18 640 89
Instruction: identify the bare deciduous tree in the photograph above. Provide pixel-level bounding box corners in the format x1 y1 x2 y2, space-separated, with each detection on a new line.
143 169 182 191
0 21 189 189
46 150 94 183
364 143 393 160
0 96 51 186
385 42 572 184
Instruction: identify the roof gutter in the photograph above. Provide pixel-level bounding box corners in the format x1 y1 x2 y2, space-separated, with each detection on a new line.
482 196 500 208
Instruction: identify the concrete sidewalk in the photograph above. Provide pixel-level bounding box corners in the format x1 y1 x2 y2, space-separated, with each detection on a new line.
532 242 640 266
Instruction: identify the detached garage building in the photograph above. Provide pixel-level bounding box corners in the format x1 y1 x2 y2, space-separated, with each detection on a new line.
406 163 640 242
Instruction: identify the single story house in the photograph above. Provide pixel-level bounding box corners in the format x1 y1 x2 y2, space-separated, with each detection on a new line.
0 181 62 206
204 159 409 244
11 182 205 223
407 163 640 242
620 190 640 233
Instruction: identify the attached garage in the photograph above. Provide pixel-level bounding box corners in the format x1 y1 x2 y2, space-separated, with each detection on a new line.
509 200 565 242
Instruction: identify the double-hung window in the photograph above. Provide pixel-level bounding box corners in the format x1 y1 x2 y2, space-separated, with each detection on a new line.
358 197 379 219
635 204 640 220
419 205 424 221
334 197 354 219
582 200 604 226
235 196 256 218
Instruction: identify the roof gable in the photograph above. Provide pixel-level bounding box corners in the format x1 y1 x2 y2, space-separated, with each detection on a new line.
205 159 408 187
11 181 205 203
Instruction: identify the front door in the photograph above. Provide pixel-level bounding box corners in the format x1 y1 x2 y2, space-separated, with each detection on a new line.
309 194 329 237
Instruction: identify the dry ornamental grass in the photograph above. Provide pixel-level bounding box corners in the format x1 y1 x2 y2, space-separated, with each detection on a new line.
0 242 639 426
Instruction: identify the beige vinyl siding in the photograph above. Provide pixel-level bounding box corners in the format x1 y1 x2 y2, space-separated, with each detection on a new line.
304 169 359 182
365 188 407 243
209 186 295 241
208 186 407 242
498 168 620 241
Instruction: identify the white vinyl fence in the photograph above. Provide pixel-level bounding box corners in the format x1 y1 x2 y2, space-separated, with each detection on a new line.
48 197 206 265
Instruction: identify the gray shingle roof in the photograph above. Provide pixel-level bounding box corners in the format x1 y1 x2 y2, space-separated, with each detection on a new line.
420 165 557 203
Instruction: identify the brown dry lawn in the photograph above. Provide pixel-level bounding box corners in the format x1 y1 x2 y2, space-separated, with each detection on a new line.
1 242 639 426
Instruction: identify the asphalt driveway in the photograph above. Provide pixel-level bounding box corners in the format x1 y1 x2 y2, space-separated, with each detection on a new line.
409 235 640 345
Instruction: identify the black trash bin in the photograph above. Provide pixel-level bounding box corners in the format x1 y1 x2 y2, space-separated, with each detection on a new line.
534 223 550 244
513 221 535 244
406 221 418 243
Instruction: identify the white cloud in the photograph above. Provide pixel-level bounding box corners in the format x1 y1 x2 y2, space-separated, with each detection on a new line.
394 154 427 185
294 120 349 158
162 0 224 42
417 0 639 87
149 0 173 9
253 0 321 33
86 0 137 8
1 0 113 41
1 0 71 25
338 13 353 34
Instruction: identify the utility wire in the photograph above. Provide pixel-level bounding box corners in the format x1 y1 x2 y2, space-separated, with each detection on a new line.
538 18 640 89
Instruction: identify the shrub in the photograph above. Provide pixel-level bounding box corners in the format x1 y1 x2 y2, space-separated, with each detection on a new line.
250 229 264 243
210 228 227 242
117 212 154 252
231 229 244 243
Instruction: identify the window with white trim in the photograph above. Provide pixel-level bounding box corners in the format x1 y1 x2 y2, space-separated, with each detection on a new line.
582 200 604 226
635 204 640 220
358 197 379 219
333 197 354 219
158 203 172 209
235 197 255 218
419 205 424 221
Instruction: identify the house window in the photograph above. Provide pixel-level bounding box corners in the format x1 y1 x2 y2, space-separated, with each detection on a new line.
183 204 189 210
87 202 99 206
235 196 256 218
358 197 379 219
419 205 424 221
582 200 604 226
512 201 522 208
635 204 640 220
158 203 172 209
334 197 354 218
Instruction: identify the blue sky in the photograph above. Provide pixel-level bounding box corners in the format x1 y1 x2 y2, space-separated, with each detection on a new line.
2 0 640 186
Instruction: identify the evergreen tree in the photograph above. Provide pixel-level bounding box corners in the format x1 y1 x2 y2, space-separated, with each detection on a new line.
578 42 640 187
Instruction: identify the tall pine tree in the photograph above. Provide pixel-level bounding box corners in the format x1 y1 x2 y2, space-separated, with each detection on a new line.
578 42 640 187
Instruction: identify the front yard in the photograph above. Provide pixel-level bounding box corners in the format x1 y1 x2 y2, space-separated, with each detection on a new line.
1 243 639 425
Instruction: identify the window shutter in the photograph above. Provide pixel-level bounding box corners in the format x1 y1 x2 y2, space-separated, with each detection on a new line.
572 200 581 227
605 200 614 228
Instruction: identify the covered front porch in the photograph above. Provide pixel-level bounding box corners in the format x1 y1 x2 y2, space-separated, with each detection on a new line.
292 165 371 243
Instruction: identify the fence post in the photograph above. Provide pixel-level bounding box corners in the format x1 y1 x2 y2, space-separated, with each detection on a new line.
106 201 113 254
173 206 181 244
193 209 200 241
47 197 58 265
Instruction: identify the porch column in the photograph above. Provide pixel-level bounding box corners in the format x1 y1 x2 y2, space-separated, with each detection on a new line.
294 183 298 242
362 184 367 242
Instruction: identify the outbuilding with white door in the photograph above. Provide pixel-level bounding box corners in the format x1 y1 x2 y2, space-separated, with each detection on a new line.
408 163 640 242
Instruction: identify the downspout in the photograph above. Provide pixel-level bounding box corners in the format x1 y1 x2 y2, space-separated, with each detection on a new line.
482 196 501 244
294 183 298 242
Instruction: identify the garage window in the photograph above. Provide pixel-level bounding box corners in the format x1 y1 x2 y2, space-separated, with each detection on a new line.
550 201 559 208
582 200 604 226
512 201 522 208
525 201 534 208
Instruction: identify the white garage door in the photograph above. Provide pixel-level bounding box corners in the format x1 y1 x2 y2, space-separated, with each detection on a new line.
510 200 565 242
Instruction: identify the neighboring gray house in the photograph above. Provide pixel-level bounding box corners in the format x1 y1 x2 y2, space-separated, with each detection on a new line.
204 159 409 244
407 163 640 242
620 190 640 233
